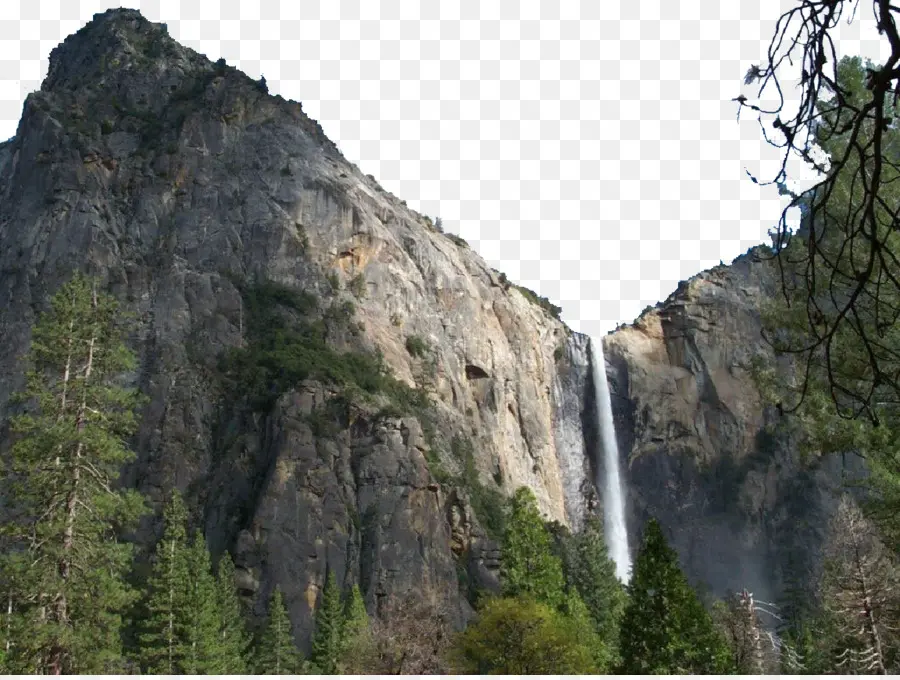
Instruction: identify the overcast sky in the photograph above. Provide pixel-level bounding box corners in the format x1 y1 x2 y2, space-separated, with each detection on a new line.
0 1 890 336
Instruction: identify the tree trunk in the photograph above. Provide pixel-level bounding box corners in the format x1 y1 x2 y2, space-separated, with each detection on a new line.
48 314 97 674
854 542 887 675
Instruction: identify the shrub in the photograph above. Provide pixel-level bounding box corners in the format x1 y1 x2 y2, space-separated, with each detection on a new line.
218 279 417 412
451 435 506 541
445 233 469 248
348 274 366 299
512 284 563 320
405 335 429 358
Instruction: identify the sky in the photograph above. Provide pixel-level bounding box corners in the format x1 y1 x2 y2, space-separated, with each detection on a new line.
0 1 891 337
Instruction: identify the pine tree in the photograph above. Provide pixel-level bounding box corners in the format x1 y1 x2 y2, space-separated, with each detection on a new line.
500 487 566 608
139 491 192 673
0 272 148 673
181 533 223 674
568 514 627 656
820 496 900 673
255 587 302 674
339 583 369 660
619 518 733 674
310 569 344 673
562 587 612 671
212 552 250 673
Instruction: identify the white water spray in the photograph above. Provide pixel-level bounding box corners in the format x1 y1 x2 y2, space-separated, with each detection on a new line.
590 337 632 583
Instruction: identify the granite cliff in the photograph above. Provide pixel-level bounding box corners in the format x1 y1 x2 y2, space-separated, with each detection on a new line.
0 8 594 645
0 7 853 648
605 251 863 606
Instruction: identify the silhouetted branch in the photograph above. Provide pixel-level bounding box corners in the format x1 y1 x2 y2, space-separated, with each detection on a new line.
742 0 900 421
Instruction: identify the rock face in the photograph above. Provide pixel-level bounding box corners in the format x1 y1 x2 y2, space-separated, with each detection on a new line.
0 7 861 648
605 252 864 605
0 8 592 647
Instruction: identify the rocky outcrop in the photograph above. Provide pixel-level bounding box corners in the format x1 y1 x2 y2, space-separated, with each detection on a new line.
605 251 865 606
0 8 592 648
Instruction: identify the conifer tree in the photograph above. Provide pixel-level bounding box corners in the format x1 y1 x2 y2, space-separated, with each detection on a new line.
820 496 900 673
0 272 148 673
339 583 369 658
213 551 250 673
310 569 344 673
181 533 223 674
619 518 733 674
568 514 627 654
562 587 613 671
500 487 566 608
255 586 302 674
139 491 192 673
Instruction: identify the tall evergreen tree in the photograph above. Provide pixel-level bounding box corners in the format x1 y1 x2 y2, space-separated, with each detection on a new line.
562 587 613 671
212 551 250 673
181 533 223 674
619 518 733 674
255 586 302 674
568 514 627 655
500 487 566 608
139 491 192 673
310 569 344 673
339 583 369 656
0 272 148 673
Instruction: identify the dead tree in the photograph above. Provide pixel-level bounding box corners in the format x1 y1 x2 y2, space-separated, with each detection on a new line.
714 588 781 673
822 495 899 673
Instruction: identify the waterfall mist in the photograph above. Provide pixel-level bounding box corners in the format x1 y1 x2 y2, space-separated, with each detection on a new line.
590 337 632 583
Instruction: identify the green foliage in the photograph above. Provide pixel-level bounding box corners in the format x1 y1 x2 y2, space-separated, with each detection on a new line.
339 584 369 663
562 588 615 671
181 534 222 674
512 283 563 320
139 491 192 673
445 233 469 248
348 273 366 299
452 435 506 541
0 272 148 673
405 334 429 358
310 570 343 673
778 613 838 674
566 514 627 663
618 519 733 674
325 271 340 291
255 587 302 674
448 596 600 673
752 56 900 551
500 487 566 608
553 342 565 363
213 552 250 673
219 279 428 415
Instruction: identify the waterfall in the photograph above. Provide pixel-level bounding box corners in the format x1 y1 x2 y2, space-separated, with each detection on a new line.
590 336 632 583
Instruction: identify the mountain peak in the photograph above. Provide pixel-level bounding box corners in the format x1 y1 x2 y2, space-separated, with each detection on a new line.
42 8 173 92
